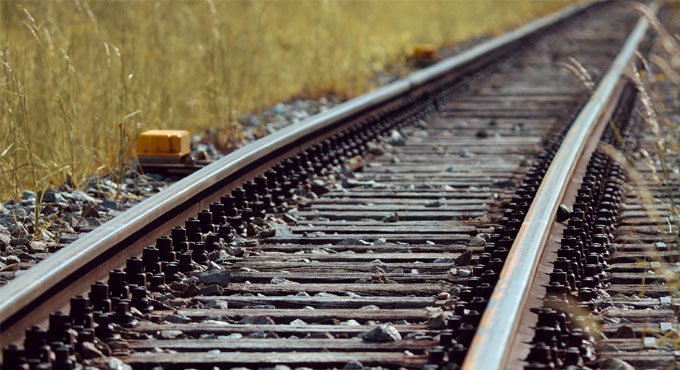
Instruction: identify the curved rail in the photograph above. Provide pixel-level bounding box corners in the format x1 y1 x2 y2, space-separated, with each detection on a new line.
461 5 656 370
0 2 595 345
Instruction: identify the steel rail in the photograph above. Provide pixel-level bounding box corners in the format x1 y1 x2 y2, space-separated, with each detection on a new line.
461 6 656 370
0 1 593 347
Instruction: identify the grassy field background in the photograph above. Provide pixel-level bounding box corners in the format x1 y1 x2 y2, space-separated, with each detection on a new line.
0 0 572 201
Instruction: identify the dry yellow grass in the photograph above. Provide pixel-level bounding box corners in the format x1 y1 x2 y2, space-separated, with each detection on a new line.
599 3 680 320
0 0 572 200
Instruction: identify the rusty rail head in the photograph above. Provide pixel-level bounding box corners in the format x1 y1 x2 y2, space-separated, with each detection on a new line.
0 0 593 351
461 5 656 370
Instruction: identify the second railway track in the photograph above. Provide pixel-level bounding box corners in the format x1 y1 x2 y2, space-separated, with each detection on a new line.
1 2 673 370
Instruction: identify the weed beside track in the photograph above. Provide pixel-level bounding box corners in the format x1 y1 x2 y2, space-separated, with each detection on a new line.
0 0 571 202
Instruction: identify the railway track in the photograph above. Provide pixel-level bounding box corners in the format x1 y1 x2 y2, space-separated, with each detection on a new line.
1 2 674 370
515 15 680 369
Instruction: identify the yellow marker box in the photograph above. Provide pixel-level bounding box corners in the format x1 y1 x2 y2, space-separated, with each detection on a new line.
413 44 438 61
136 130 190 157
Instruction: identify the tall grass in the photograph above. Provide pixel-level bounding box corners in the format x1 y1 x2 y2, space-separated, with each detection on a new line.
599 4 680 298
629 4 680 245
0 0 572 201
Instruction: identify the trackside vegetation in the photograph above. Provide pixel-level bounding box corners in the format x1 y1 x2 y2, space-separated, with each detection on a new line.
0 0 572 201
